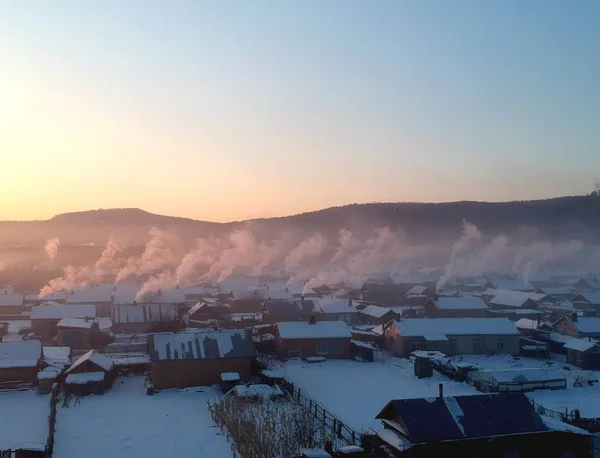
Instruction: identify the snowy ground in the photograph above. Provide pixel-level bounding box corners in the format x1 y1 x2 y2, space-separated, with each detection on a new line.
54 376 232 458
0 390 49 451
283 357 478 431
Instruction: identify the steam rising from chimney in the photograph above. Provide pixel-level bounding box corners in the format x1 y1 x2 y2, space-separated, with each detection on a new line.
44 237 60 263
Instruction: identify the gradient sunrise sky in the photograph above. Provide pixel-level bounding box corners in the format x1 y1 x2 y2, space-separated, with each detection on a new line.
1 1 599 222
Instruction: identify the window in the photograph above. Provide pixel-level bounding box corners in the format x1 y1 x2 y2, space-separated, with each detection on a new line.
330 340 343 354
497 340 504 351
288 350 301 359
316 342 329 355
473 338 481 352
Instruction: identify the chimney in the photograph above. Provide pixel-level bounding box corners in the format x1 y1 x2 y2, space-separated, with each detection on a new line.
301 295 305 306
285 286 289 292
70 290 74 295
85 316 89 323
438 383 444 399
309 315 316 325
348 298 353 307
157 288 162 297
572 312 578 322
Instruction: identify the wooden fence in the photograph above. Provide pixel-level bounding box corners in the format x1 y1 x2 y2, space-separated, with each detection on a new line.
529 398 600 433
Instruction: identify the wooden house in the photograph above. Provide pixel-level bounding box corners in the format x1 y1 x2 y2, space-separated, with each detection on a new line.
148 329 256 389
30 304 97 337
572 292 600 313
0 292 24 316
358 305 398 325
376 392 592 458
187 300 231 321
64 350 115 395
0 340 42 386
424 296 488 318
274 320 352 359
563 338 600 370
360 283 411 305
319 298 359 325
56 318 94 347
552 315 600 340
111 303 179 333
383 318 520 357
261 298 322 323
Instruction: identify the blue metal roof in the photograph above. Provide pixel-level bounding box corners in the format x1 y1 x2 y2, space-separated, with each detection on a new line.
376 393 548 444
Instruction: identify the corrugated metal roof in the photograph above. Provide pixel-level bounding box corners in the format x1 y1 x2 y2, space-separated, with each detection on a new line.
31 304 97 320
377 393 548 443
148 330 255 361
392 318 519 337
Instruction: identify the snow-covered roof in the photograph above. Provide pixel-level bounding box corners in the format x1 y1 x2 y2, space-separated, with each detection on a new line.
65 289 113 304
149 330 255 361
563 338 599 352
188 300 230 316
0 340 42 368
392 318 519 337
541 416 591 436
65 372 105 384
360 305 395 319
31 304 96 320
38 292 68 302
408 285 430 295
515 318 538 330
481 368 565 383
230 384 284 399
489 292 537 308
299 449 331 458
435 297 488 310
66 350 114 374
276 321 351 340
0 293 24 307
112 303 178 324
539 287 574 296
482 289 545 302
319 298 358 315
574 292 600 305
43 346 71 364
489 280 533 291
572 317 600 334
57 318 94 329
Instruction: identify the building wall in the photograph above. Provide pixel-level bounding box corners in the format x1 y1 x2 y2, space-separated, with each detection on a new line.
275 336 351 359
0 366 38 383
429 308 488 318
57 328 91 347
263 313 314 324
150 357 253 389
321 312 357 325
112 321 155 334
360 312 397 326
553 318 581 338
31 319 61 336
0 305 25 315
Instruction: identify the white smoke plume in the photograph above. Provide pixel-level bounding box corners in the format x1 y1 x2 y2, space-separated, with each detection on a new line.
285 234 328 272
436 220 482 292
95 236 122 273
44 237 60 263
116 227 175 282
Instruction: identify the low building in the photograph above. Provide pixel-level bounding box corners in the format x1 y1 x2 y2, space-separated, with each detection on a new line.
407 285 434 297
424 296 488 318
552 315 600 340
487 280 535 292
572 292 600 312
488 292 540 310
148 329 256 389
376 392 591 458
112 303 179 333
261 298 322 323
0 293 25 316
56 318 94 347
468 368 567 392
0 340 42 386
360 283 411 305
383 318 520 357
574 277 600 293
563 338 600 370
319 298 359 325
358 305 398 325
274 320 352 359
187 300 231 321
64 350 115 395
30 304 97 337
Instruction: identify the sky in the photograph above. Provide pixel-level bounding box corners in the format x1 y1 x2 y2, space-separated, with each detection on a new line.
1 0 599 222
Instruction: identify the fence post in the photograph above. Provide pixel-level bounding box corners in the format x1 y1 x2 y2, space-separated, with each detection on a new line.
309 399 313 414
297 389 301 403
352 431 356 444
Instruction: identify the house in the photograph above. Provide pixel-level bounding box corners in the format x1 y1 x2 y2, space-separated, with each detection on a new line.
574 277 600 293
56 318 94 347
261 298 322 323
572 292 600 312
383 318 520 357
487 292 540 310
30 304 97 337
319 298 359 325
148 330 256 389
358 305 398 325
537 286 575 300
0 340 42 385
274 320 352 359
65 288 113 316
111 303 179 333
0 292 25 316
36 291 68 304
187 300 231 321
407 285 434 297
424 296 488 318
360 283 411 304
481 289 546 304
468 368 566 392
563 338 600 370
552 315 600 340
487 279 534 292
376 392 591 458
64 350 115 395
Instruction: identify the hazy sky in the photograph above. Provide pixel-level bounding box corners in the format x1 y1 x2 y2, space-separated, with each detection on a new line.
1 1 599 222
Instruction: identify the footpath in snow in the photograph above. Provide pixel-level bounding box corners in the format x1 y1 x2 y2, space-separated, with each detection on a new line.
54 376 232 458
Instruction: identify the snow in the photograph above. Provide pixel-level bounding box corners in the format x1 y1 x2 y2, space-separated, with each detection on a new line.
6 320 30 333
230 384 284 398
515 318 539 330
44 346 71 365
391 318 519 337
0 390 49 450
220 372 240 381
435 297 488 310
576 292 600 304
337 445 365 454
482 289 545 301
563 338 598 352
359 305 393 319
489 292 534 308
66 290 112 304
283 358 478 431
442 396 465 434
0 340 41 368
150 330 253 360
67 350 114 373
112 303 178 324
299 448 331 458
319 299 358 315
57 318 93 329
31 304 96 320
54 376 232 458
572 317 600 334
541 416 591 435
65 372 106 384
277 321 351 340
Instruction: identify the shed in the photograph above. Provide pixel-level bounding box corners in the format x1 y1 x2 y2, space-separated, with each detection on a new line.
64 349 115 395
148 329 256 389
275 321 352 359
0 340 42 385
358 305 398 325
563 338 600 370
426 296 488 318
261 298 322 323
468 368 567 392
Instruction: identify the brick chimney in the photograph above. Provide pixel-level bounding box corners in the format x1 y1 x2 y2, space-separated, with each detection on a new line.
309 315 316 325
438 383 444 399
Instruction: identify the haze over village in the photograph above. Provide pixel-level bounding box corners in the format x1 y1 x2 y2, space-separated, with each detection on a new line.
2 1 600 458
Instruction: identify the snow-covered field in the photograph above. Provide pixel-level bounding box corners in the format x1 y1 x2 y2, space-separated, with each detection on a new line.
54 377 232 458
0 390 49 450
283 358 479 431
